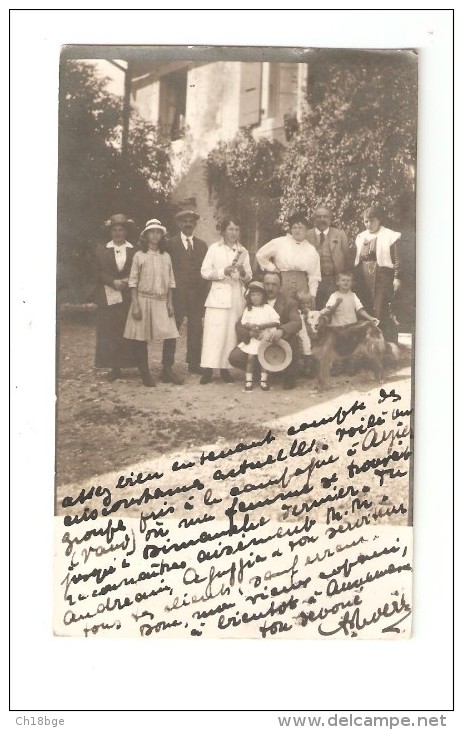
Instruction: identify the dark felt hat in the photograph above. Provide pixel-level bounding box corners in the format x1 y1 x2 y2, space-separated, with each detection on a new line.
175 209 200 222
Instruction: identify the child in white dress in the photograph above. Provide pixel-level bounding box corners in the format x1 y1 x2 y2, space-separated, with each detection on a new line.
238 281 280 391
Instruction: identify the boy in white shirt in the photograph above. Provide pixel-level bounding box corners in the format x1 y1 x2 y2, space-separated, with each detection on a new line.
322 272 379 327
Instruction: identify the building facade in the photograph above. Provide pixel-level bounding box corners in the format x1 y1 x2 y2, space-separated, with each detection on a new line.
130 60 307 246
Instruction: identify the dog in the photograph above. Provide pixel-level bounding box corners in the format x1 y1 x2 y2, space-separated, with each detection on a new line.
303 310 398 389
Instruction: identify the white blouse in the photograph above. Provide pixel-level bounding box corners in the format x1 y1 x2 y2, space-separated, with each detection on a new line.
201 240 252 309
106 240 133 271
201 240 252 281
354 226 401 269
256 234 321 296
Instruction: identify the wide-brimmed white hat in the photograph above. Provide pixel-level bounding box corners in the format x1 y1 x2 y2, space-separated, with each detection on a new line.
141 218 167 235
258 339 293 373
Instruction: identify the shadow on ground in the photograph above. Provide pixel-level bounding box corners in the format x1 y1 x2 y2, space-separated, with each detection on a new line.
56 314 412 486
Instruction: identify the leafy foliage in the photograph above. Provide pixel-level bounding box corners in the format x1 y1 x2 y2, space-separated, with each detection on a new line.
58 61 174 302
204 128 285 247
279 52 417 239
205 52 417 245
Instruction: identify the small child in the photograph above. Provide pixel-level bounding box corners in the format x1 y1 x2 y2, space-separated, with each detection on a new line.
123 219 180 387
238 281 280 391
322 272 379 326
296 291 314 376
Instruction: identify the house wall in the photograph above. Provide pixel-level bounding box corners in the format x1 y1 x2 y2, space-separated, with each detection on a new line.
171 61 242 242
131 61 306 244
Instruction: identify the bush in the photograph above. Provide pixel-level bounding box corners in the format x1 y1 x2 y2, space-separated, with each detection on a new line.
58 61 174 303
279 51 417 239
204 128 285 248
205 52 417 244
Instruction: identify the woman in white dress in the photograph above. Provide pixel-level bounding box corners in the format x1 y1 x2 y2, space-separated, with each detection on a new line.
199 218 252 384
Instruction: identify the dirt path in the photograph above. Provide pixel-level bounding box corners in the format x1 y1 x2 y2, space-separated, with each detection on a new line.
56 314 412 501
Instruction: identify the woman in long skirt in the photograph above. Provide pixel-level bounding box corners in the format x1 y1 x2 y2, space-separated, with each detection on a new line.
94 213 138 380
199 218 252 384
354 206 401 343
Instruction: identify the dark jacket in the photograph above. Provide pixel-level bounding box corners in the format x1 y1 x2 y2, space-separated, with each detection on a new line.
307 227 354 275
236 292 302 344
93 243 136 308
166 234 209 309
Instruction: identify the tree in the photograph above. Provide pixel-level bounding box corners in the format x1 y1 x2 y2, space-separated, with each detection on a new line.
205 52 417 246
58 61 174 302
279 51 417 240
204 128 285 250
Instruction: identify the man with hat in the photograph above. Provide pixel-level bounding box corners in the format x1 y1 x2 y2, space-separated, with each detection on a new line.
162 208 209 377
228 271 302 389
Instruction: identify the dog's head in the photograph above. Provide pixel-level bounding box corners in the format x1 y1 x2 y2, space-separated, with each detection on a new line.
303 310 329 340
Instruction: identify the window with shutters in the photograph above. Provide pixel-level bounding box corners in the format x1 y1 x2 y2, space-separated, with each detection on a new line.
239 62 263 128
159 69 188 140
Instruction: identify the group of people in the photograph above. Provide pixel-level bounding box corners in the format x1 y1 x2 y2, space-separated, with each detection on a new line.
94 205 403 389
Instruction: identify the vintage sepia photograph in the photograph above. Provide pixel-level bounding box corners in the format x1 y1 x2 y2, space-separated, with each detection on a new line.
10 5 456 716
55 45 416 639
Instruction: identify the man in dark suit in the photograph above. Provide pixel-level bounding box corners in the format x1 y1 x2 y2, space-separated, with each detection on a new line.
307 206 354 309
162 209 209 379
228 271 302 389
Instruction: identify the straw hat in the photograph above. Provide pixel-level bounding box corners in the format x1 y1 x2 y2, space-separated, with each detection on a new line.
245 280 265 296
105 213 133 230
257 339 293 373
141 218 167 235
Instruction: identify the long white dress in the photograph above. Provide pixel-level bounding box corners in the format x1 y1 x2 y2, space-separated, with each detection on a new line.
200 240 252 369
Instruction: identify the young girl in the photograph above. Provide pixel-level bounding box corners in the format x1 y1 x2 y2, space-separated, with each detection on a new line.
123 219 180 387
238 281 280 391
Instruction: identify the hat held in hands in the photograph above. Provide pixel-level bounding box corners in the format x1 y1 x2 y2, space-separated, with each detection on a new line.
258 338 292 373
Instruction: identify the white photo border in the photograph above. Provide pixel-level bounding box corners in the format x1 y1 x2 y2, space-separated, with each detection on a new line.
9 7 455 718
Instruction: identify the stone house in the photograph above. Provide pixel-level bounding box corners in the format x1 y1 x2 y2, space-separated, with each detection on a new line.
130 60 308 249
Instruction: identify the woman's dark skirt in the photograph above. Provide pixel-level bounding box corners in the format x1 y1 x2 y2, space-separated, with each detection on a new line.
95 302 138 369
354 265 398 343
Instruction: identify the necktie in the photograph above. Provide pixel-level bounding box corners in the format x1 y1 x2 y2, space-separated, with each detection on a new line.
186 237 193 254
319 231 325 248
